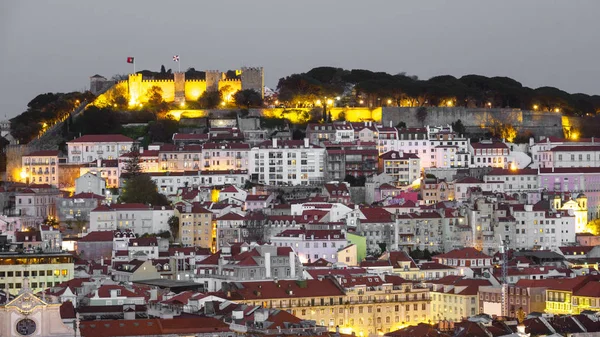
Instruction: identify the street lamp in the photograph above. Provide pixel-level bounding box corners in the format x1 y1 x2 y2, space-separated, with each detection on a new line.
533 105 539 111
387 99 392 105
487 102 492 108
554 108 560 113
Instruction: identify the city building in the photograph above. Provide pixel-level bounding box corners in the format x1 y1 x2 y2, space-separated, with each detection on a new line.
0 250 75 294
88 203 175 235
469 140 510 168
21 150 60 186
539 145 600 168
67 134 135 163
75 171 106 195
378 151 421 186
250 139 325 186
270 229 347 263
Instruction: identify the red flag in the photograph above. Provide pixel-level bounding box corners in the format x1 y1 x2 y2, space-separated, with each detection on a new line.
127 57 134 64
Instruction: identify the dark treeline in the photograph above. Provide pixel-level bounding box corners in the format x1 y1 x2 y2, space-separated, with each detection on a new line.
276 67 600 116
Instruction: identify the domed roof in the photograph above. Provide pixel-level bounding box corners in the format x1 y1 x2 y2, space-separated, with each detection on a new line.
577 193 587 199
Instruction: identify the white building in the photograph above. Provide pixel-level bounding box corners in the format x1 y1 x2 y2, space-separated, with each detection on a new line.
378 150 421 186
469 140 510 168
250 139 325 186
88 203 175 235
539 145 600 168
270 229 347 263
75 172 106 195
512 204 576 252
21 150 60 186
529 136 598 168
483 168 540 204
67 134 135 163
202 142 251 172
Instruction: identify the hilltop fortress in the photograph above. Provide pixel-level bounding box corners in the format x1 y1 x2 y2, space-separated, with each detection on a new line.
91 67 264 106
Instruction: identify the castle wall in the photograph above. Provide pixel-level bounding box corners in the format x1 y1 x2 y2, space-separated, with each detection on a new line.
139 79 176 103
219 79 242 93
174 72 186 105
184 80 207 101
382 107 565 137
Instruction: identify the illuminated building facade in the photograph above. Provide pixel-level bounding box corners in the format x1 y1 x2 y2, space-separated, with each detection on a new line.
0 252 74 295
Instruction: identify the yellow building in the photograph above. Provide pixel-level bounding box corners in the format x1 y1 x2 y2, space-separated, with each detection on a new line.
544 276 593 315
426 276 491 322
178 203 215 249
225 275 430 336
572 281 600 314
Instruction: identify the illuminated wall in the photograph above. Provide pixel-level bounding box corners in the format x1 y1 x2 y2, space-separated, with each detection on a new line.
261 107 382 123
184 80 207 101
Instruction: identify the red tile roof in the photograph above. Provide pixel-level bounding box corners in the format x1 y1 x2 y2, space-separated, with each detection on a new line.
574 281 600 297
24 150 60 157
549 145 600 152
226 278 345 300
79 317 229 337
79 231 115 242
434 247 491 260
379 150 420 160
69 134 134 143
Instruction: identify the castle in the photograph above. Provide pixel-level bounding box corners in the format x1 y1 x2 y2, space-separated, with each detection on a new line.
90 67 264 106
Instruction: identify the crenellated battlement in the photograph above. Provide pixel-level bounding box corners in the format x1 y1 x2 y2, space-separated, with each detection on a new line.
109 66 263 105
141 79 174 83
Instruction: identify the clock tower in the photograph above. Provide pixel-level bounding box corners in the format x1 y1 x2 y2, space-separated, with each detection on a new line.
0 278 75 337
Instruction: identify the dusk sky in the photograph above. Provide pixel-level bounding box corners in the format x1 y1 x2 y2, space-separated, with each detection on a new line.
1 1 599 118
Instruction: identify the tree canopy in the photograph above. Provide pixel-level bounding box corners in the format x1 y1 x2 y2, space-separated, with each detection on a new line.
233 89 264 109
120 174 169 206
276 67 600 116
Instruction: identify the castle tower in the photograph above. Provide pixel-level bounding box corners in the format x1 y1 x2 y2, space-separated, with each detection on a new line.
89 74 108 95
128 73 143 105
206 70 223 93
241 67 264 98
174 72 186 106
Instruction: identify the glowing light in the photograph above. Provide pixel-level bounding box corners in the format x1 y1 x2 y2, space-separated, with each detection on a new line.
533 104 539 110
113 104 118 108
359 100 364 104
554 108 560 113
510 162 517 171
387 99 392 104
138 103 143 107
571 132 579 140
316 99 322 106
327 99 333 106
335 96 341 101
20 170 27 180
446 100 453 107
275 100 279 105
180 102 185 108
42 123 48 128
487 102 492 107
221 102 226 106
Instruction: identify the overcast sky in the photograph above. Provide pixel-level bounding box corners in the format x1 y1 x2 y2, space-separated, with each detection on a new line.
1 1 599 118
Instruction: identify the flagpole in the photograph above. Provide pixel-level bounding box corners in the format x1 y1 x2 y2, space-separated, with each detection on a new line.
133 59 136 74
178 56 181 73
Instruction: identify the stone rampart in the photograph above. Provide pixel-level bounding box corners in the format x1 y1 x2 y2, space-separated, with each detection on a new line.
382 107 565 137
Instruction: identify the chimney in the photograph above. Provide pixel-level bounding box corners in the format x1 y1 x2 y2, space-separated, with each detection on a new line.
272 138 277 148
252 187 256 195
265 252 271 278
100 256 104 266
304 138 309 148
389 120 392 127
97 159 101 168
289 251 296 278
